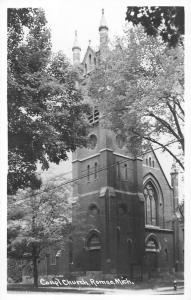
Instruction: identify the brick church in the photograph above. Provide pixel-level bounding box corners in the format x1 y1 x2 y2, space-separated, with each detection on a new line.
44 9 184 280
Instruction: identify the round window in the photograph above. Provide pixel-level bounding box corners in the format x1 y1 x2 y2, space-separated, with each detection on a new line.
89 204 99 216
88 134 97 149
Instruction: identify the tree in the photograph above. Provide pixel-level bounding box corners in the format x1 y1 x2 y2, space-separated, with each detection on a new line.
7 179 72 287
89 26 184 169
125 6 184 47
8 8 90 194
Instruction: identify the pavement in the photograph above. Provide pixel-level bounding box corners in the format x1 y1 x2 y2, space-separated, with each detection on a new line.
7 283 184 294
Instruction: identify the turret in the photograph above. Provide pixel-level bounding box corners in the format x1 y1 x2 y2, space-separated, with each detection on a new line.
72 30 81 65
171 161 179 212
99 9 109 58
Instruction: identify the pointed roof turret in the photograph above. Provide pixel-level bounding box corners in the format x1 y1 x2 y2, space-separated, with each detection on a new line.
99 8 108 31
72 30 81 51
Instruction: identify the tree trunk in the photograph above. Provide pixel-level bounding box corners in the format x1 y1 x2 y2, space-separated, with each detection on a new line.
32 247 38 288
32 255 38 288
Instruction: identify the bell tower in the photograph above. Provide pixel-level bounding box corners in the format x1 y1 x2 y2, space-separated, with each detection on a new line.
72 30 81 65
71 10 145 278
99 9 109 58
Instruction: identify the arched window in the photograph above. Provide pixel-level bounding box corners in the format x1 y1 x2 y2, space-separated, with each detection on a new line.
143 183 157 225
127 239 132 256
116 227 120 245
145 236 160 253
116 162 120 179
149 157 152 166
152 160 155 168
89 54 92 65
87 233 101 250
87 165 90 182
165 248 168 261
146 158 148 166
94 162 98 179
85 63 87 74
124 164 128 180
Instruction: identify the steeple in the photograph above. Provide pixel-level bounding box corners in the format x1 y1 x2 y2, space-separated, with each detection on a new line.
99 8 108 31
72 30 81 65
99 9 109 58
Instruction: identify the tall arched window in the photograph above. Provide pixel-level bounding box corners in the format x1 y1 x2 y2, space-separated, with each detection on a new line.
124 164 128 180
94 162 98 179
89 54 92 65
127 239 132 257
116 162 120 179
87 165 90 182
85 63 87 74
143 183 157 225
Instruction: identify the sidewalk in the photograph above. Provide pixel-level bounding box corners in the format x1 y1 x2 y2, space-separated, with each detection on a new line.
7 282 184 294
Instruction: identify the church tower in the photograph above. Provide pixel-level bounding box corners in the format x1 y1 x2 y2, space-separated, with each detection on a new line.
72 30 81 65
71 9 145 278
99 9 109 58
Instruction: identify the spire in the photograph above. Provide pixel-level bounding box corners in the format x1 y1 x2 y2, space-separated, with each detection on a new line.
72 30 81 51
72 30 81 65
99 8 108 31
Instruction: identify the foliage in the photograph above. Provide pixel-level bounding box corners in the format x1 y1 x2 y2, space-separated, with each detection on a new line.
8 8 90 194
126 6 184 47
8 258 23 282
7 179 72 287
89 26 184 169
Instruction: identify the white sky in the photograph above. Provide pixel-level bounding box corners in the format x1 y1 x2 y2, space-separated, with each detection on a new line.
44 0 127 62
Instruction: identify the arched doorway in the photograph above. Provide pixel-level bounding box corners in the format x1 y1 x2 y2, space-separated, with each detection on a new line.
145 236 160 278
86 232 101 271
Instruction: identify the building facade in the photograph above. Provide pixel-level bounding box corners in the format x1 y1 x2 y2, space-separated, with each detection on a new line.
45 9 184 280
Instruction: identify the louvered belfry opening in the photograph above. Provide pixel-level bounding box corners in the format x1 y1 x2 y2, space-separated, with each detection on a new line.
88 106 99 125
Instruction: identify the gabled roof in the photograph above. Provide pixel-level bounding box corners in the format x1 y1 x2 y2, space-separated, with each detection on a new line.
143 146 173 190
82 46 96 64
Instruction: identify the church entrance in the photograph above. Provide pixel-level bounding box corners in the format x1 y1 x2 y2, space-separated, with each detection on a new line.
88 249 101 270
145 236 160 278
86 232 101 271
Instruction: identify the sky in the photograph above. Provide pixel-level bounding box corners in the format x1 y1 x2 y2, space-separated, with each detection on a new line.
44 0 127 62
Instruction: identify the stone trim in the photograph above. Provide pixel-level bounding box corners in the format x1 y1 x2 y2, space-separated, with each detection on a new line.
99 186 115 197
99 148 114 152
145 225 173 232
73 188 144 199
113 152 143 161
72 153 100 163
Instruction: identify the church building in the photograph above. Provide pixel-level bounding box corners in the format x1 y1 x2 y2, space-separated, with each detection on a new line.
45 9 184 280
